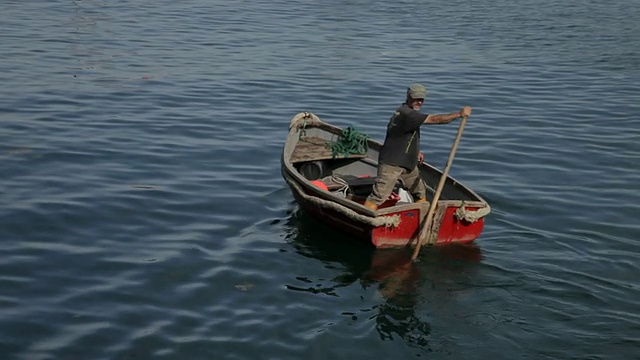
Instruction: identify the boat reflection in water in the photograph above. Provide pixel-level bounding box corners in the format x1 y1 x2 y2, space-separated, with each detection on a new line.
284 210 483 351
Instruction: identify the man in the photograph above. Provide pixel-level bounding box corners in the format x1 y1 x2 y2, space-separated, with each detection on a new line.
363 83 472 211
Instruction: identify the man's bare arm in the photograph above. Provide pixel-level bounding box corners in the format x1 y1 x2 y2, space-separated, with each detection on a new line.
424 106 472 124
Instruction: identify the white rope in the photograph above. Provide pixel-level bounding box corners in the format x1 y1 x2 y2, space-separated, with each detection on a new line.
289 111 320 129
455 203 491 223
324 175 349 198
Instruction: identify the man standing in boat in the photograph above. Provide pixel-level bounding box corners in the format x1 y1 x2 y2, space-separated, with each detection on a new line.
363 83 472 211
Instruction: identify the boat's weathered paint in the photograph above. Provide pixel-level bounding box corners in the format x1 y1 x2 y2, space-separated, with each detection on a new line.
370 208 421 248
432 206 485 245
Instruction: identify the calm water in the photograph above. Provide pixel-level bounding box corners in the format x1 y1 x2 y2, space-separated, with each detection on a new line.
2 0 639 359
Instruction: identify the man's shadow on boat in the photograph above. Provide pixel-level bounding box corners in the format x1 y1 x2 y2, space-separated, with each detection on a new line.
284 210 483 349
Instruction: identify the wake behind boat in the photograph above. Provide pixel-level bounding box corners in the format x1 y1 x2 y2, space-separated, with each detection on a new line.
281 112 490 248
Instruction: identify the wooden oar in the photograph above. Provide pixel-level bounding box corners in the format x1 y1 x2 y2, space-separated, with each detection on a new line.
411 115 468 261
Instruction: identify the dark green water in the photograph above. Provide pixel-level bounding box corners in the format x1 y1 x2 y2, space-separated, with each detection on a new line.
1 1 639 359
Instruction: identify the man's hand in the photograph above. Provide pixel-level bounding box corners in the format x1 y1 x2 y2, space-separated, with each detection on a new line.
460 106 472 118
418 151 424 164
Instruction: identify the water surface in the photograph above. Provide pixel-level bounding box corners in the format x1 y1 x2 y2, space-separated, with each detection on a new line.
1 0 639 359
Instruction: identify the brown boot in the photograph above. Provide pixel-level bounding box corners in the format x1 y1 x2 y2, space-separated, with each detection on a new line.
415 197 428 203
363 200 378 211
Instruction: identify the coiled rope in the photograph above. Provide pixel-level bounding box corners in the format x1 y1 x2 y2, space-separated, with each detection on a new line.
325 126 369 158
454 201 492 223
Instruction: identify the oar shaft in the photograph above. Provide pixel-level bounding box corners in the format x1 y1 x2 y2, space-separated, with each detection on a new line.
411 116 468 261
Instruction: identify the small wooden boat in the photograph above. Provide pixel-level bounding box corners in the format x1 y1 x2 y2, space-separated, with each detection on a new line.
281 112 491 248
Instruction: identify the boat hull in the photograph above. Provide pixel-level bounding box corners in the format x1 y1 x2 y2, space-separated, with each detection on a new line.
287 169 485 248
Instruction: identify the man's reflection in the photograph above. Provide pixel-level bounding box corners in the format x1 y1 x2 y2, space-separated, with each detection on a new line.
284 211 482 350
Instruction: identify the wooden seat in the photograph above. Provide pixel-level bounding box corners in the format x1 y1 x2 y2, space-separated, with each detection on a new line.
290 136 367 164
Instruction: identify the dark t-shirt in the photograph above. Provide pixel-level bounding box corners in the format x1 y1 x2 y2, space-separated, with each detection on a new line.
378 103 428 170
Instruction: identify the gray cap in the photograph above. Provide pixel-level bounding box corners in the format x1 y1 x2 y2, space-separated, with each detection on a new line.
407 83 427 99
